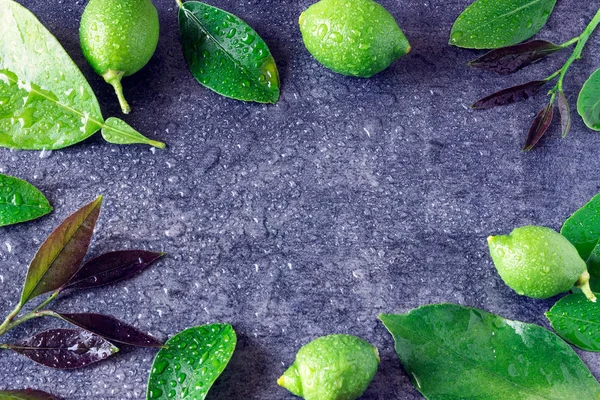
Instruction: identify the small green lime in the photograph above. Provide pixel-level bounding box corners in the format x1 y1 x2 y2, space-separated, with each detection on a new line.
80 0 160 114
278 334 379 400
299 0 410 77
488 225 595 301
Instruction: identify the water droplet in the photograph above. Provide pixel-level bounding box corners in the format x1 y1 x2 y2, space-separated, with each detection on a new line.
148 388 163 399
316 24 328 39
226 28 236 38
450 30 463 43
526 20 533 29
329 31 343 43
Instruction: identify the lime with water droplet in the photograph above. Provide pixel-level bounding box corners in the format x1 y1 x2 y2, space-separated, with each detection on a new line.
278 334 379 400
299 0 410 77
80 0 159 114
488 225 595 301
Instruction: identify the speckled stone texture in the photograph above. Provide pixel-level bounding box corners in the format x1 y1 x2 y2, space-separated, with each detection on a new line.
1 0 599 399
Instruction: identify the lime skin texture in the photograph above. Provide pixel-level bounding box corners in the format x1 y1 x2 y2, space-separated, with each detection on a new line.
488 225 595 301
278 334 380 400
80 0 160 114
299 0 411 78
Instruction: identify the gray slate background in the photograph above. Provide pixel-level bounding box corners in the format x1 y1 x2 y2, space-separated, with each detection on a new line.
1 0 600 398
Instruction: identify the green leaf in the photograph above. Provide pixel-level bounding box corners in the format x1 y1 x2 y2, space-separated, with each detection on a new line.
20 197 102 306
0 173 52 226
102 118 165 149
380 303 600 400
0 0 163 150
578 67 600 131
178 1 280 104
449 0 557 49
147 324 236 400
547 293 600 352
561 193 600 290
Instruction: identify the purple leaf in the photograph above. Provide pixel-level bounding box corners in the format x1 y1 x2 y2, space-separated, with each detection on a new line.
0 389 61 400
469 40 563 74
8 328 118 369
63 250 164 290
472 80 547 109
523 102 554 151
20 197 103 306
557 89 571 138
53 312 163 348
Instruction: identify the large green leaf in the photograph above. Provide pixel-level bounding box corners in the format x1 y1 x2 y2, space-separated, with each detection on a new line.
449 0 557 49
578 68 600 131
178 1 279 104
20 197 102 306
380 304 600 400
547 293 600 352
0 0 163 149
561 193 600 291
0 173 52 227
147 324 236 400
0 389 61 400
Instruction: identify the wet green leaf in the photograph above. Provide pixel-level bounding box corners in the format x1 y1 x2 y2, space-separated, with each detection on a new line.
578 67 600 131
101 118 165 149
0 174 52 227
450 0 557 49
0 389 61 400
380 304 600 400
20 197 102 306
0 0 163 150
147 324 236 400
178 1 279 103
561 193 600 291
547 293 600 352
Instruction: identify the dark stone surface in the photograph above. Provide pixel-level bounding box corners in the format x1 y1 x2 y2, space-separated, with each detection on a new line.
1 0 600 398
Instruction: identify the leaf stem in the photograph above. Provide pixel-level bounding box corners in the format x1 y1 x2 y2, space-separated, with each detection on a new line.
176 0 184 8
0 303 23 337
553 7 600 92
559 37 579 48
32 291 60 314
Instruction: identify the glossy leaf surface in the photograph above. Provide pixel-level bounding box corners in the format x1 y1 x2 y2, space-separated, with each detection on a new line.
101 118 165 149
54 312 163 348
147 324 236 400
472 80 546 109
9 328 118 369
469 40 563 74
178 1 279 103
547 293 600 351
578 67 600 131
63 250 164 290
0 0 162 150
0 174 52 227
0 390 61 400
523 101 553 151
561 193 600 291
558 89 571 137
20 197 102 306
450 0 557 49
380 304 600 400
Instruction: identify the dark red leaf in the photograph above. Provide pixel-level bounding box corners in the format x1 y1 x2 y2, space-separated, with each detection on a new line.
8 328 118 369
54 312 163 348
63 250 164 290
20 197 103 306
472 80 547 109
469 40 563 74
523 102 554 151
557 89 571 138
0 389 61 400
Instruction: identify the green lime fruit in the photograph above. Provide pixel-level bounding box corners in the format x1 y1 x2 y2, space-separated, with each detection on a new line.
278 334 379 400
488 225 596 301
299 0 411 77
80 0 160 114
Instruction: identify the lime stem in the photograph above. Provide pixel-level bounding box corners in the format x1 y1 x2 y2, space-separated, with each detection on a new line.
176 0 184 8
103 70 131 114
0 303 22 337
576 270 597 302
559 37 579 48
